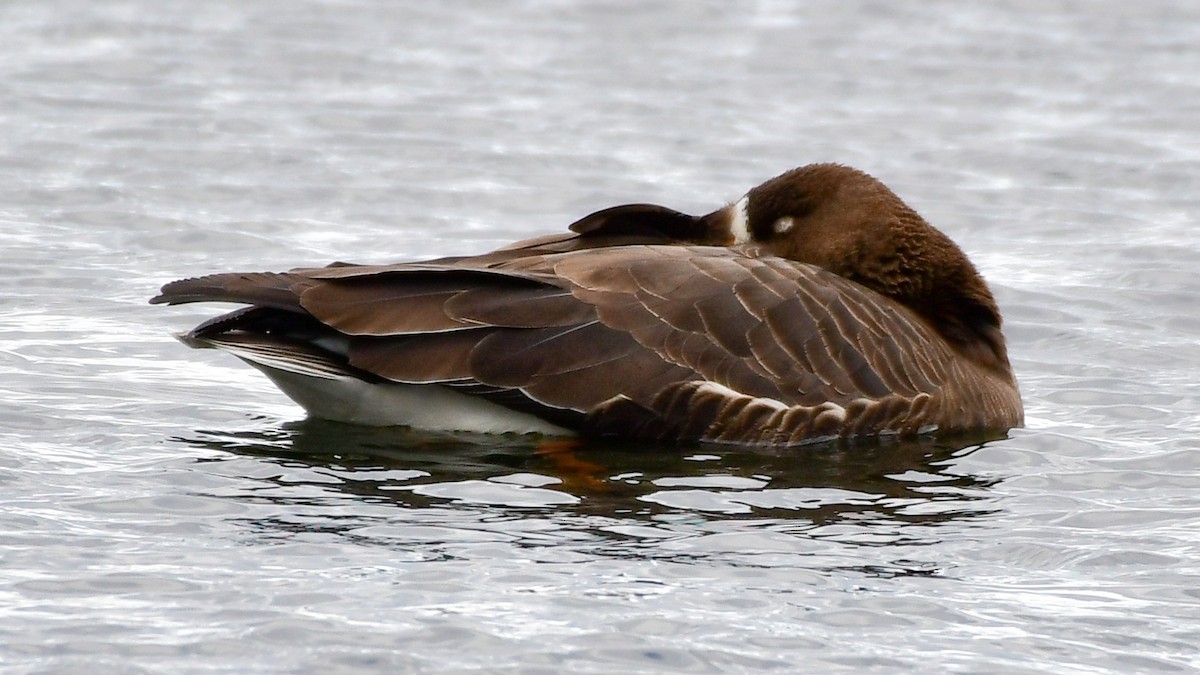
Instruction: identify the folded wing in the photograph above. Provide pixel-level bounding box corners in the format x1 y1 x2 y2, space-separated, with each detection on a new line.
153 243 963 443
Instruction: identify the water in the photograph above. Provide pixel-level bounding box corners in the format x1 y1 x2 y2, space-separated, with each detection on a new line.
3 0 1199 671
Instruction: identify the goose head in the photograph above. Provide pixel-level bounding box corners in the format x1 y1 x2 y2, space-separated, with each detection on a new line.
571 163 1012 376
718 163 1011 376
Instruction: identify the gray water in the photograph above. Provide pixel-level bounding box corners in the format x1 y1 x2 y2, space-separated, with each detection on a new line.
2 1 1199 672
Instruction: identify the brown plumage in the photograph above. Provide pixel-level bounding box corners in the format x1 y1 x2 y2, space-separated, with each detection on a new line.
151 163 1023 445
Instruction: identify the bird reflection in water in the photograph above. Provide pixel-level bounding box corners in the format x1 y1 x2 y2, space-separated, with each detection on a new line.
178 420 1005 528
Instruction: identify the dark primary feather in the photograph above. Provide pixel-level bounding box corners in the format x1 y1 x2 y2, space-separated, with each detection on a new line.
567 203 700 239
152 272 314 312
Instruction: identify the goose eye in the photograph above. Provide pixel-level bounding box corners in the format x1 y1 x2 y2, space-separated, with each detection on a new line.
772 216 795 235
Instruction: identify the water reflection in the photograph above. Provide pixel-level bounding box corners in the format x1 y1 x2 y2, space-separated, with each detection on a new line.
178 420 1005 527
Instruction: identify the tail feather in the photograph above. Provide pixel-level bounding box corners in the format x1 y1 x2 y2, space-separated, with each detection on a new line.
150 272 314 311
180 331 362 380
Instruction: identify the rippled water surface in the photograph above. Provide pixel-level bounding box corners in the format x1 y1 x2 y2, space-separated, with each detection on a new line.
3 1 1199 672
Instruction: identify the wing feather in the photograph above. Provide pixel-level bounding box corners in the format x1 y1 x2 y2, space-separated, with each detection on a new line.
444 286 594 328
158 241 988 442
349 330 482 383
150 272 314 311
469 322 636 386
551 245 957 412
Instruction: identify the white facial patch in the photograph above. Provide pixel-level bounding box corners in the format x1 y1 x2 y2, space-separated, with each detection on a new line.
773 216 795 234
730 195 751 244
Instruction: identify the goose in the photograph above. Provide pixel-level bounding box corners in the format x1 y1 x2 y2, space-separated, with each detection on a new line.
151 163 1023 445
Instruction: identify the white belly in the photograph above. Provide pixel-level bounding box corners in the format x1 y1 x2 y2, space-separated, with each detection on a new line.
243 360 575 436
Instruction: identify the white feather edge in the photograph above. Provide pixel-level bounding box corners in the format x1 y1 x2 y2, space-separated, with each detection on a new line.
729 195 751 244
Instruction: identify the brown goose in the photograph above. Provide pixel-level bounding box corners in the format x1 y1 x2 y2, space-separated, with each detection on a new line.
151 163 1022 445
